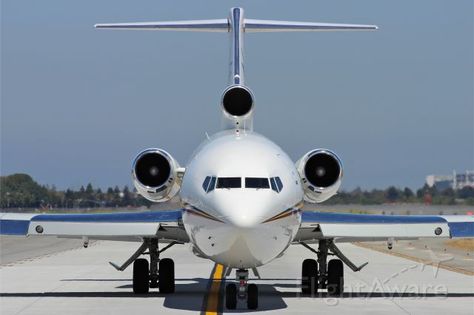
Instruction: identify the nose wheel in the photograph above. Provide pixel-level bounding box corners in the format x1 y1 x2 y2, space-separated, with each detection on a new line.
225 283 237 309
225 269 258 310
247 283 258 309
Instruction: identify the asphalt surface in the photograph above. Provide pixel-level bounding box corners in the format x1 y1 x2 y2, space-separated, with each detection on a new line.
1 236 473 314
357 239 474 275
0 236 85 265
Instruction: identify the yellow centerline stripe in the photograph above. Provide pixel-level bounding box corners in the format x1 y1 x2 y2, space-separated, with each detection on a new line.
205 264 224 315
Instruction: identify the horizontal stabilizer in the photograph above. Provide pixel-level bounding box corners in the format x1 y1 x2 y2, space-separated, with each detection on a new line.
95 19 228 32
95 18 377 33
244 19 378 32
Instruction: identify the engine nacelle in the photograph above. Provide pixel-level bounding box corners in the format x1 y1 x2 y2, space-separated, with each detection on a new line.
221 85 254 117
221 85 254 129
296 149 343 203
131 148 181 202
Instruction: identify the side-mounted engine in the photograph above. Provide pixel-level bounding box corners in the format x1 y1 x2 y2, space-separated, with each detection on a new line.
132 148 181 202
296 149 343 203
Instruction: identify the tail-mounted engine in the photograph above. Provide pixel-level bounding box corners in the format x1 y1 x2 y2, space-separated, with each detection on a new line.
296 149 343 203
132 148 181 202
221 85 254 130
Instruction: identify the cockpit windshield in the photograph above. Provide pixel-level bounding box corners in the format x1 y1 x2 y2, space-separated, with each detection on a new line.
202 176 283 192
245 177 270 189
216 177 241 189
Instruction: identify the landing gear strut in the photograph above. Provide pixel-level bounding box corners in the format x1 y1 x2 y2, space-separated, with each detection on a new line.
225 269 258 310
110 238 181 294
300 239 367 296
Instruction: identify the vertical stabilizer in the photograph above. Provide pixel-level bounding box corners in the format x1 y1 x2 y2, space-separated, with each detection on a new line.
95 8 377 131
229 8 245 86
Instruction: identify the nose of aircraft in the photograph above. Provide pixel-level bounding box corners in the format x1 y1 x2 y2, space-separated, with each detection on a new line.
213 191 272 228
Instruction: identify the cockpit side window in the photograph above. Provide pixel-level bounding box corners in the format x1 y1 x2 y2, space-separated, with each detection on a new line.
202 176 211 192
245 177 270 189
270 177 283 193
216 177 241 189
270 177 278 192
275 177 284 192
208 176 216 192
202 176 217 193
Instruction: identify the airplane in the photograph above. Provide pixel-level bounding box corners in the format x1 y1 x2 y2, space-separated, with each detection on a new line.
1 7 473 311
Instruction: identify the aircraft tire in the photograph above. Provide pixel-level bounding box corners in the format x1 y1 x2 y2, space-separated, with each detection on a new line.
301 259 318 295
133 258 150 294
158 258 175 293
225 283 237 309
327 259 344 296
247 283 258 310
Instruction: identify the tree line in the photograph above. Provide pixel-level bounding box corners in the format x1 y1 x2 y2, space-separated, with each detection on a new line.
0 174 151 209
325 185 474 205
1 173 473 209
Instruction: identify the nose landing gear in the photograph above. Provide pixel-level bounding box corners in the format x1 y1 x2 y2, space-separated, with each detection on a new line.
225 269 258 310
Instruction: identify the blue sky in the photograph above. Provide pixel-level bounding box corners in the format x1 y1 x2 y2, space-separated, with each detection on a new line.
1 0 473 190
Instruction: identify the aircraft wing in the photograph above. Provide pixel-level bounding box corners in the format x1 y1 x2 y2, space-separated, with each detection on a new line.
0 210 188 243
294 211 474 243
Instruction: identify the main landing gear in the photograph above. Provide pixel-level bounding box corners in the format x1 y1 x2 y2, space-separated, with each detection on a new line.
300 239 368 296
225 269 258 310
109 238 181 294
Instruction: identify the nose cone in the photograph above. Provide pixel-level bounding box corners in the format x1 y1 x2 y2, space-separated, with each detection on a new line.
184 189 301 268
213 191 270 228
226 210 261 228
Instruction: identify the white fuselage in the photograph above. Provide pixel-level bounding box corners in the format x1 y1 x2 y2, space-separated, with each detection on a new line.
180 130 304 268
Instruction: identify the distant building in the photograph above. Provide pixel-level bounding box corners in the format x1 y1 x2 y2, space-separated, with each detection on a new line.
426 170 474 191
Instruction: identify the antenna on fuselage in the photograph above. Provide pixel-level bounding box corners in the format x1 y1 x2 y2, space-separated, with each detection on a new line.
95 8 377 130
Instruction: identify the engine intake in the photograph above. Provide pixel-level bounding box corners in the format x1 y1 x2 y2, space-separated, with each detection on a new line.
132 148 180 202
296 149 343 203
221 85 254 117
304 152 341 188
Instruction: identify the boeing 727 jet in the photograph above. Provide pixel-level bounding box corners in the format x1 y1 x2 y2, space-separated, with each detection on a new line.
1 7 473 310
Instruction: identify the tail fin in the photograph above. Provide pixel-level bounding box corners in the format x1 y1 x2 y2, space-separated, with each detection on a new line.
96 8 377 131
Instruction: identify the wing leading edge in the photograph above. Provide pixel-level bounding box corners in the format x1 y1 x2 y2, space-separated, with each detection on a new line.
0 210 188 243
295 211 474 243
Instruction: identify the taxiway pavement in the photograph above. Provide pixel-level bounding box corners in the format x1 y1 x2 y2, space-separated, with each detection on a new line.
1 236 473 314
